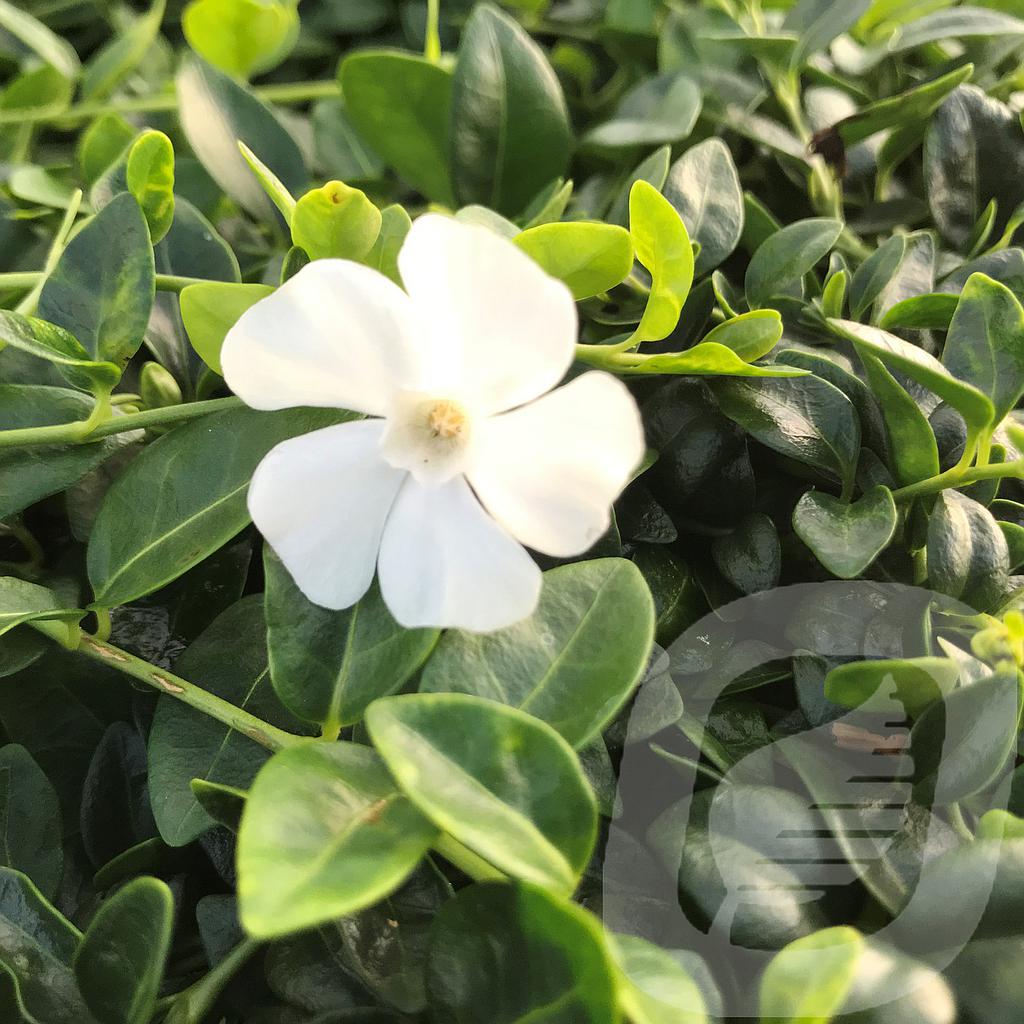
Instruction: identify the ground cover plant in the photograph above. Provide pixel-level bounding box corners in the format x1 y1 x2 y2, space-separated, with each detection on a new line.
4 0 1024 1020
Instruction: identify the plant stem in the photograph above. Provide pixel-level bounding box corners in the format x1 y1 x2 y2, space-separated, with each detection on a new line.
948 803 975 842
0 79 339 128
13 190 82 318
0 271 218 295
161 938 261 1024
433 834 508 883
29 622 301 752
425 0 442 62
0 396 242 450
890 459 1024 504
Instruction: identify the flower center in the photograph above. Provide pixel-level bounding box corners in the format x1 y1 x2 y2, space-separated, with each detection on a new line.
379 394 476 484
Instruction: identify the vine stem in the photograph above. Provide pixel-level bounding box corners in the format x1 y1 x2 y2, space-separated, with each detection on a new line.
890 459 1024 504
28 621 301 752
0 271 219 295
0 396 243 450
0 79 339 128
160 937 262 1024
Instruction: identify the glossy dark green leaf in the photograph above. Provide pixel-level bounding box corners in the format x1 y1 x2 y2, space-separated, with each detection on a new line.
711 513 781 594
265 546 437 731
849 234 906 320
177 56 307 219
713 374 860 492
793 485 897 579
0 385 121 519
148 597 306 846
0 744 62 899
585 72 701 150
367 693 597 893
237 740 438 938
74 877 173 1024
927 489 1010 611
745 218 842 309
450 3 572 216
420 558 654 748
942 272 1024 425
426 882 617 1024
87 405 353 607
81 0 165 101
782 0 871 64
37 193 155 369
0 867 95 1024
662 138 743 276
925 85 1024 249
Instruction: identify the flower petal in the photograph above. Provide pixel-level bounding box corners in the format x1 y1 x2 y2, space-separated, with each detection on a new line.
378 475 541 631
398 214 577 414
469 371 645 556
222 260 423 416
248 419 405 610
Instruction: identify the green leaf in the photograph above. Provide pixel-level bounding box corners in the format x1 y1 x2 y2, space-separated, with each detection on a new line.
702 310 782 361
190 779 246 832
607 145 670 227
291 180 381 261
74 877 173 1024
514 221 633 300
782 0 871 64
366 693 597 893
81 0 166 101
426 882 618 1024
926 489 1010 611
824 657 960 718
828 65 973 147
878 292 959 331
608 933 707 1024
849 234 906 320
126 130 175 245
793 485 898 579
87 405 353 607
179 281 273 376
237 140 296 222
148 596 305 846
339 51 454 206
584 72 701 150
312 98 386 184
745 218 842 309
177 56 307 219
0 744 62 899
0 311 120 394
38 193 155 369
450 3 572 216
420 559 654 748
943 272 1024 426
365 203 412 285
0 0 79 79
711 512 781 594
890 6 1024 51
832 318 995 437
183 0 299 78
0 868 95 1024
925 85 1024 250
76 113 135 187
630 179 695 342
0 576 77 637
663 138 743 275
912 668 1019 804
713 374 860 492
628 341 805 378
237 741 438 938
759 927 863 1024
265 546 438 731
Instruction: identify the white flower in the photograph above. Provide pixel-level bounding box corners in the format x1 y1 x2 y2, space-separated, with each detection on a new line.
222 214 645 632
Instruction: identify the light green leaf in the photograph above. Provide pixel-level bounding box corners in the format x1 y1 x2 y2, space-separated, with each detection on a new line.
702 310 782 361
180 282 274 375
630 179 695 342
183 0 299 78
126 130 175 245
514 222 634 299
825 657 960 718
609 934 707 1024
290 180 382 261
367 693 597 894
237 741 438 938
